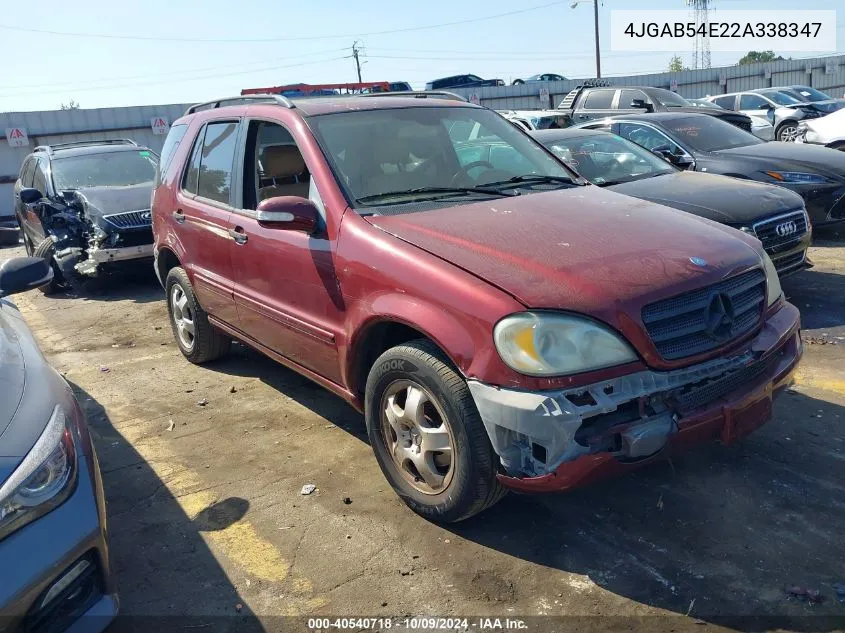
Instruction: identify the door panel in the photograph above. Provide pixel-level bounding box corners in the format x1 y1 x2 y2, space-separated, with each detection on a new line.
230 119 344 384
175 121 239 325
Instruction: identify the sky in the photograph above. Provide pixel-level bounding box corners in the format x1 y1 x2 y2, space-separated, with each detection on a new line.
0 0 841 112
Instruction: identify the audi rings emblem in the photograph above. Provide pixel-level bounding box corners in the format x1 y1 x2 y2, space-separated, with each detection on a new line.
775 221 798 237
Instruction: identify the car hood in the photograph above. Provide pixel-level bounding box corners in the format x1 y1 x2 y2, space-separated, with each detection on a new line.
367 186 763 318
606 171 805 224
75 182 153 221
717 141 845 178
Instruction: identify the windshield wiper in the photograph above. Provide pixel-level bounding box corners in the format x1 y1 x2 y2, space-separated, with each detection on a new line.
481 175 577 190
357 186 515 205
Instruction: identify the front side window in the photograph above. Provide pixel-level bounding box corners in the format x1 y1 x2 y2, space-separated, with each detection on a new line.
617 123 683 154
661 115 762 152
308 106 577 210
32 158 48 194
544 132 676 186
51 150 158 190
619 89 649 110
739 94 769 110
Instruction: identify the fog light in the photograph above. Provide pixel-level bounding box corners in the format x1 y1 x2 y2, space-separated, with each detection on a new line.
38 558 91 610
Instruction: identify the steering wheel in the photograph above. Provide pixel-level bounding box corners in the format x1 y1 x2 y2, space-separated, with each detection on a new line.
450 161 495 186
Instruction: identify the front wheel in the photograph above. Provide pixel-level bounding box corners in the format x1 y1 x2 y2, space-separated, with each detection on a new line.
365 340 506 522
777 122 799 142
165 266 231 363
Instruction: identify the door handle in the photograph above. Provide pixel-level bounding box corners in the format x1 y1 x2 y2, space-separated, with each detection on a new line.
172 209 186 224
229 227 248 244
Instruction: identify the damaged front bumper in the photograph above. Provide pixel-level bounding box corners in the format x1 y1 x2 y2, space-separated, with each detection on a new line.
468 302 802 492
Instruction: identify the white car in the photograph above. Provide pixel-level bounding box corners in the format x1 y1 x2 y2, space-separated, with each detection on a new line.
498 110 571 131
797 108 845 151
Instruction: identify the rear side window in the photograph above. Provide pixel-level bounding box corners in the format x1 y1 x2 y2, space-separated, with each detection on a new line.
582 90 614 109
712 96 736 110
182 121 239 204
155 123 188 187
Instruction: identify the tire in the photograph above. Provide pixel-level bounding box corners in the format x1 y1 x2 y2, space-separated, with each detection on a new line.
512 79 525 85
32 238 63 295
776 122 799 142
365 339 506 522
165 266 231 363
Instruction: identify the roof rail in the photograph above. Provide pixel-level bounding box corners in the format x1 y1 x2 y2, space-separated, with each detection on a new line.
33 138 138 154
360 90 467 102
185 94 294 115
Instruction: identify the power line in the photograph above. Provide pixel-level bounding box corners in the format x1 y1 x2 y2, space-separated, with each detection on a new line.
0 1 569 43
0 56 349 98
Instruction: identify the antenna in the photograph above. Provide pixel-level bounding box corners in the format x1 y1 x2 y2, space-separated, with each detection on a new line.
687 0 713 69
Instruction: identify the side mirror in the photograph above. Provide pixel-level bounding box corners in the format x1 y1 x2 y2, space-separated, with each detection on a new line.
19 188 43 205
0 257 53 298
674 154 695 169
256 196 319 233
631 99 654 112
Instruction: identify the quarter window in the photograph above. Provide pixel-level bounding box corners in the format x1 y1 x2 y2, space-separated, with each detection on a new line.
183 121 239 204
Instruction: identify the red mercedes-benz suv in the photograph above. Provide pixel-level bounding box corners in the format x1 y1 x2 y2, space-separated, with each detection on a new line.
151 92 801 522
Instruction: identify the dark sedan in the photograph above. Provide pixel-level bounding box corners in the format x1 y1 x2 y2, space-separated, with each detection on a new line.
531 128 811 277
577 112 845 227
0 257 116 631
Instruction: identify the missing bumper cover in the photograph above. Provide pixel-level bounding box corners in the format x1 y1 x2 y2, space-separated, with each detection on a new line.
468 350 765 478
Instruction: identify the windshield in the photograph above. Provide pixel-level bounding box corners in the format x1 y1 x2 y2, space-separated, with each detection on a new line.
542 133 676 185
759 90 801 106
653 89 690 108
662 116 762 152
788 86 831 102
52 150 158 189
308 106 577 208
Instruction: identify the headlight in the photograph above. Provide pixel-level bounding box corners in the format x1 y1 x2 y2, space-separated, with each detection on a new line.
764 171 828 184
493 312 637 376
0 406 76 541
761 251 783 307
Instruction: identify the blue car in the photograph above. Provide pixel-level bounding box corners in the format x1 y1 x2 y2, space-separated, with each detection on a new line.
0 257 116 631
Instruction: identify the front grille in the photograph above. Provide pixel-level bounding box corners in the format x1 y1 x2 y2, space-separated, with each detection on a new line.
753 210 808 252
772 250 807 276
102 209 152 229
642 269 766 361
115 227 153 248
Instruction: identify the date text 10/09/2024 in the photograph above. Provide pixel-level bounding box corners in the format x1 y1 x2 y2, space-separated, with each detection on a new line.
307 617 528 630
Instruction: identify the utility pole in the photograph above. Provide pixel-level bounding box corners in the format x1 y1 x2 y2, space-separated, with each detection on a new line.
352 41 363 83
593 0 601 78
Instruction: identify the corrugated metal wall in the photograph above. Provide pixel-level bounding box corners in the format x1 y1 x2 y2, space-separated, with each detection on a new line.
0 103 190 217
449 54 845 110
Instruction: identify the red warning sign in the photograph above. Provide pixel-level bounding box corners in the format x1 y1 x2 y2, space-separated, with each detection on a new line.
5 127 29 148
151 117 169 135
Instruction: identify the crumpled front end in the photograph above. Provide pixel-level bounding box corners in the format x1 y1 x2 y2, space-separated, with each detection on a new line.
469 302 802 492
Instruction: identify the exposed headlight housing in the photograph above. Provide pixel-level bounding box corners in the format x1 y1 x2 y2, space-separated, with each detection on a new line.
0 406 77 541
761 251 783 307
494 312 638 376
764 171 829 184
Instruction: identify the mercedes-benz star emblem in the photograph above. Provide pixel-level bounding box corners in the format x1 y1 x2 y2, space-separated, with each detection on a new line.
689 256 707 267
704 292 735 341
775 221 797 237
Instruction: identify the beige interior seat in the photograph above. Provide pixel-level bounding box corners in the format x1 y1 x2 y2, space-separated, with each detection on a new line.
259 145 310 200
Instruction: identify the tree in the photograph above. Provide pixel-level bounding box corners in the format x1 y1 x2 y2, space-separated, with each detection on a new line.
737 51 784 65
60 99 80 110
668 55 687 72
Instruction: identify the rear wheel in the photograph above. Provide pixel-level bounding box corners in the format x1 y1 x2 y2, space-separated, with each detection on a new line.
32 238 63 295
365 339 506 522
512 79 525 85
165 266 231 363
776 122 799 142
